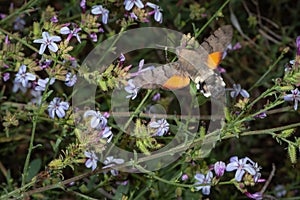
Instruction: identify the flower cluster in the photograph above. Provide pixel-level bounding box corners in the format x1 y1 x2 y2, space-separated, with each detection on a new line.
193 156 264 199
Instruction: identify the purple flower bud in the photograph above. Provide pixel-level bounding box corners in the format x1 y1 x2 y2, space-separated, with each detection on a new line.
181 174 188 181
90 33 97 42
5 35 10 44
245 192 263 200
214 161 226 177
152 93 161 101
3 72 10 82
254 112 267 119
296 36 300 56
51 16 58 23
80 0 86 13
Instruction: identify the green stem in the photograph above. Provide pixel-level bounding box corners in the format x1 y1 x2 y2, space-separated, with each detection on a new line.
123 90 152 130
0 0 40 26
104 90 152 157
232 87 275 123
21 58 58 186
14 121 300 198
249 50 286 91
194 0 231 39
0 27 39 53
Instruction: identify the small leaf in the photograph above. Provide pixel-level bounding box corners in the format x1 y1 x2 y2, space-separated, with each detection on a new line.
26 158 42 182
288 144 297 164
281 129 295 138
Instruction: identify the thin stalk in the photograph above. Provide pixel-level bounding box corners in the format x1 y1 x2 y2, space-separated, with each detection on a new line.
194 0 231 39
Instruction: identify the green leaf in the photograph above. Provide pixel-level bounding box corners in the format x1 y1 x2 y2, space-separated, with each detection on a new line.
25 158 42 183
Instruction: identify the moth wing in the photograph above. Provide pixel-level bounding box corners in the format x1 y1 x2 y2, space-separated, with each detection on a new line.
163 74 190 90
197 25 233 69
207 52 223 69
132 62 189 90
199 25 233 54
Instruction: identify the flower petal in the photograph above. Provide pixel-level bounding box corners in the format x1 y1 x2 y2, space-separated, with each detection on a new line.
84 110 97 118
50 36 61 42
60 27 71 35
38 44 47 55
48 43 59 52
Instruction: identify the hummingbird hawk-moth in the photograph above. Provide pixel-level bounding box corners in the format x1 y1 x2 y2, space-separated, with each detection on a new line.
130 25 233 99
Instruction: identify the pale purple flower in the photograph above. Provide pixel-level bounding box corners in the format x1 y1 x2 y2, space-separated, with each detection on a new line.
254 112 267 119
33 32 61 55
129 59 155 77
0 14 7 19
13 80 29 93
152 93 161 101
3 72 10 82
217 66 226 73
99 126 113 143
13 16 25 30
84 110 107 129
222 42 242 59
149 118 169 136
228 84 250 98
5 35 9 44
146 2 163 23
30 90 42 105
50 16 58 23
65 72 77 87
274 185 287 198
48 97 69 119
39 59 52 69
130 12 138 20
245 192 263 200
194 171 213 195
85 151 98 171
91 5 109 24
80 0 86 13
14 64 36 87
102 156 124 176
296 36 300 55
181 174 188 181
284 88 300 110
124 79 139 100
226 156 256 182
214 161 226 178
246 158 263 183
60 26 82 43
90 33 97 42
35 77 55 91
124 0 144 11
120 53 125 62
233 42 242 50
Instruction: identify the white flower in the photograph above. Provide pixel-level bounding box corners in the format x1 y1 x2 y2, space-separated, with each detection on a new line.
91 5 109 24
33 32 61 55
124 0 144 11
